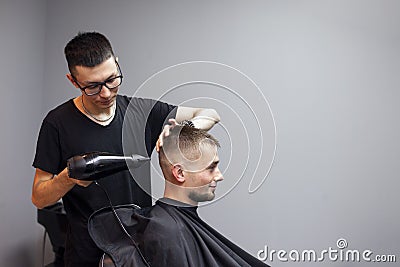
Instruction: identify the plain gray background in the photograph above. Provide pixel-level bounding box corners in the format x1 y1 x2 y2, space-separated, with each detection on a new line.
1 0 399 266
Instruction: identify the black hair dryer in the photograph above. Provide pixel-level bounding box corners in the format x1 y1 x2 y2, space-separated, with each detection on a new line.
67 152 150 181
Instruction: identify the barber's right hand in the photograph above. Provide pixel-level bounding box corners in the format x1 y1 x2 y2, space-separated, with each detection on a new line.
61 168 92 187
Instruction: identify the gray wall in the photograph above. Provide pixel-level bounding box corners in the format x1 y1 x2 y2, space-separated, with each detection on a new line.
0 0 48 266
1 0 399 266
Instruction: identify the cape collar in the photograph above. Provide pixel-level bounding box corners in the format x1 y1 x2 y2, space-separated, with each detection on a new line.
157 197 197 208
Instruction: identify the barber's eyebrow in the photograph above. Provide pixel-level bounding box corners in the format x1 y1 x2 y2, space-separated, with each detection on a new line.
84 72 118 84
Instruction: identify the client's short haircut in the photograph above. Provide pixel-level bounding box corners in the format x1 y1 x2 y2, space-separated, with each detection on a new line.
159 126 220 170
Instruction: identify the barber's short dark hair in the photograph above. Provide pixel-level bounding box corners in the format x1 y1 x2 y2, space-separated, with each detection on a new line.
64 31 115 75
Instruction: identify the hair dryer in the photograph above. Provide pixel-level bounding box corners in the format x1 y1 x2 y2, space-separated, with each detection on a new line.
67 152 150 181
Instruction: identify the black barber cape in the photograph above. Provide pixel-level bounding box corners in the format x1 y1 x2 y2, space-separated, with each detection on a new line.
88 198 270 267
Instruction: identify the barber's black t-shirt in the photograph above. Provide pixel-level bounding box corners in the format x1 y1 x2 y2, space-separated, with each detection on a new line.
33 95 177 267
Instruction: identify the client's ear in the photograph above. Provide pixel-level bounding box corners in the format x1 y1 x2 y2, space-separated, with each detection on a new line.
172 164 185 183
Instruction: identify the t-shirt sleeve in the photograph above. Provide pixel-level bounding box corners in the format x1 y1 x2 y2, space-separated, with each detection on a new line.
32 119 62 174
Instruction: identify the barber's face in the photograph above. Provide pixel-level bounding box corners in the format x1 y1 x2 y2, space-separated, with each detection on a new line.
72 57 120 109
185 149 223 204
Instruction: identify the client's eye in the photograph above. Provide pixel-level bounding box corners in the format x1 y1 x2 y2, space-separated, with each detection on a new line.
208 164 217 171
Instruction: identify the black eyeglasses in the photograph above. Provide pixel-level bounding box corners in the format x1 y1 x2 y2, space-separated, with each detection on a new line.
71 61 123 96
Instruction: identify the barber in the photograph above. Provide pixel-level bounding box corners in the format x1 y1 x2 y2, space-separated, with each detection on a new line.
31 31 219 267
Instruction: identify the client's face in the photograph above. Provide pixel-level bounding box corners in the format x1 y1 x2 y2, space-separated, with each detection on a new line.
185 147 223 204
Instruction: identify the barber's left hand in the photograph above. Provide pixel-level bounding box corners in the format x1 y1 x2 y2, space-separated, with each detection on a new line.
156 118 179 152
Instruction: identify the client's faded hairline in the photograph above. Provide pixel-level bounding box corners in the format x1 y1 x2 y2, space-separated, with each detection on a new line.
158 126 219 168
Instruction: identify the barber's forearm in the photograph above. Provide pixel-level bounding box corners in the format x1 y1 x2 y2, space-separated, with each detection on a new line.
32 168 75 209
191 109 220 130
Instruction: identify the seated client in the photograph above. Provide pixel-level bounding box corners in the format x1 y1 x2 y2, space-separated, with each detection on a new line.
89 125 270 267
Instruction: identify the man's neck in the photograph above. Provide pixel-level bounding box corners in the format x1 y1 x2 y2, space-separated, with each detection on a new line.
163 192 198 206
73 96 116 125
